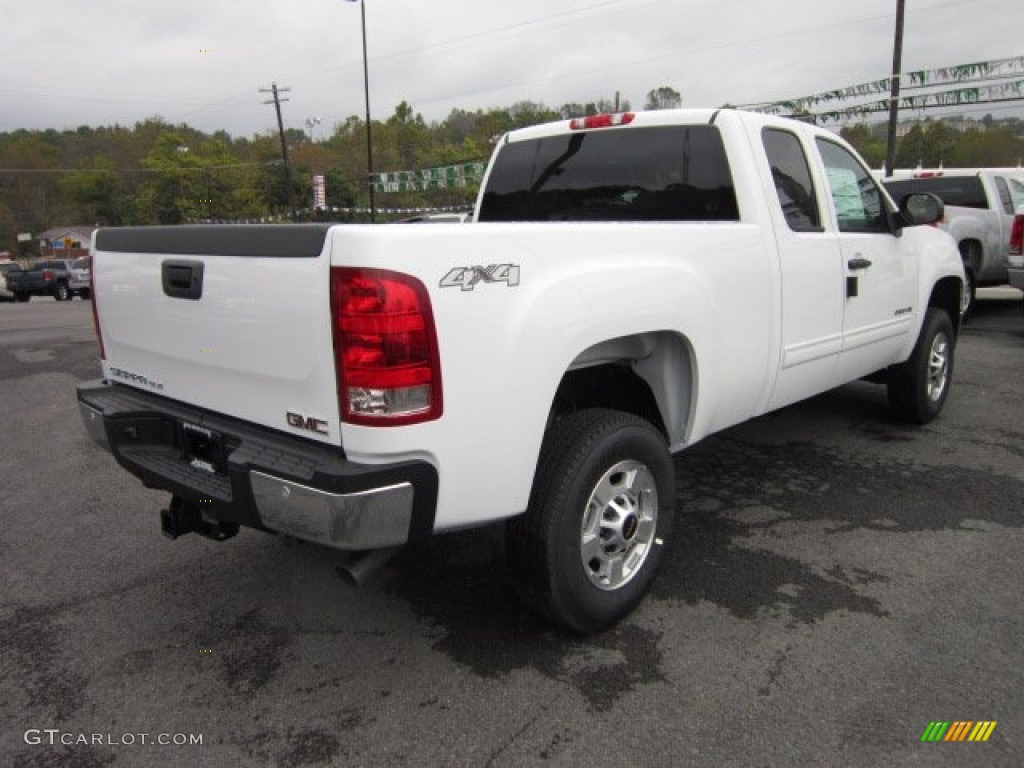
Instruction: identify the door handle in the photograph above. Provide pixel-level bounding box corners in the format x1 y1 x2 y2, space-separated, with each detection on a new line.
847 257 873 270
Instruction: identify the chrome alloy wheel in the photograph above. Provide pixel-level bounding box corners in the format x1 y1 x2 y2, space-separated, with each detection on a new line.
580 460 658 591
927 332 950 403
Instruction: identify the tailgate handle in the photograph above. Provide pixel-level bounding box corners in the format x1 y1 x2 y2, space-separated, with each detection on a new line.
162 260 204 300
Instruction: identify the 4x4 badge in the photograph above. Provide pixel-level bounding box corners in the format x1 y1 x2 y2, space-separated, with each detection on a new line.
440 264 520 291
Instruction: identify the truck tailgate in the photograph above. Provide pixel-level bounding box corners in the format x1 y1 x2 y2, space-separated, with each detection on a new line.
93 225 341 445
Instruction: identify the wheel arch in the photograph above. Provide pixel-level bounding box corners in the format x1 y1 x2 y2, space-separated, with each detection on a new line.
957 237 982 263
928 276 963 338
553 331 695 449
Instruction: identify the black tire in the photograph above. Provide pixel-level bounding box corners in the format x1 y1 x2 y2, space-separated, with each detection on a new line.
958 241 980 321
14 292 29 303
54 283 70 301
887 307 955 424
960 268 975 320
79 288 91 300
507 409 675 633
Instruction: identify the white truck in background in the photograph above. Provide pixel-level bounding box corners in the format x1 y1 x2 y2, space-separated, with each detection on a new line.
881 168 1024 314
78 109 964 633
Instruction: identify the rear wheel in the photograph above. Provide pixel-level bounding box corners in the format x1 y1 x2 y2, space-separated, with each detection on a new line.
887 307 954 424
54 283 70 301
507 409 675 633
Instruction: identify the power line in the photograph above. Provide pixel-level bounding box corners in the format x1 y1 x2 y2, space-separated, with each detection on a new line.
0 161 277 175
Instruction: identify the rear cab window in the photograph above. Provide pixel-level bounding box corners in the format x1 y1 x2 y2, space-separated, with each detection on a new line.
882 175 987 209
478 125 739 222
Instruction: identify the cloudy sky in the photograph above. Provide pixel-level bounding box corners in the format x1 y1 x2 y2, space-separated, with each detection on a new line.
1 0 1021 138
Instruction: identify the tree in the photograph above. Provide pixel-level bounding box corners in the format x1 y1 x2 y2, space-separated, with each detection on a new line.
134 132 201 224
59 158 124 226
645 86 682 111
384 100 430 170
948 127 1024 167
894 124 928 169
923 122 957 167
841 124 886 169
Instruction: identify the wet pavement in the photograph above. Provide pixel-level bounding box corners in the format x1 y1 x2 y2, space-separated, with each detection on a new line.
2 293 1022 767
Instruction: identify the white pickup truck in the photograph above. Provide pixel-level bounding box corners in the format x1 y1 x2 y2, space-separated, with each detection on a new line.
881 168 1024 314
78 109 964 632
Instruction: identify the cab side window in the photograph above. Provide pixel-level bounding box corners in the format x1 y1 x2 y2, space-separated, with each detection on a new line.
994 177 1015 215
763 128 821 232
816 139 889 233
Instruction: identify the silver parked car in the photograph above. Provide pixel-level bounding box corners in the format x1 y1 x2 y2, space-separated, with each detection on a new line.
0 261 22 301
70 258 91 298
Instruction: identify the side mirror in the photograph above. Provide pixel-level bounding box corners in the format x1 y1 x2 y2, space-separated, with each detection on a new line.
899 192 944 227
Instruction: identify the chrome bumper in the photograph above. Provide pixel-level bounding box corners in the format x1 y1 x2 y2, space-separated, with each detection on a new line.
77 382 437 552
251 471 413 550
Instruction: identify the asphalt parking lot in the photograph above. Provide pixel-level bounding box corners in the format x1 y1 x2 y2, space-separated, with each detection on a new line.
2 292 1022 767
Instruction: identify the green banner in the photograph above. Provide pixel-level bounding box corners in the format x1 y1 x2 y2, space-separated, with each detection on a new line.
373 161 487 193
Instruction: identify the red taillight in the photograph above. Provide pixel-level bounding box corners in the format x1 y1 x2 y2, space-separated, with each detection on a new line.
90 258 104 359
330 267 442 426
42 270 53 281
1009 214 1024 256
569 112 635 130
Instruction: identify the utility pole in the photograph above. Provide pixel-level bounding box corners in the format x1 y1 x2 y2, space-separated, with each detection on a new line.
357 0 376 222
260 82 296 216
344 0 376 221
884 0 907 177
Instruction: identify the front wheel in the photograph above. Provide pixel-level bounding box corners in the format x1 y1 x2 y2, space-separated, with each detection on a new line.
507 409 675 633
887 307 955 424
14 292 29 303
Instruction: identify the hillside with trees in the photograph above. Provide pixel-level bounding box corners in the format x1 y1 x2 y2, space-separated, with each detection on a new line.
840 117 1024 169
1 89 1022 255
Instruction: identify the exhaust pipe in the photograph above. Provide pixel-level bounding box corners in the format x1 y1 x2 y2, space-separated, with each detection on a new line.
335 546 401 587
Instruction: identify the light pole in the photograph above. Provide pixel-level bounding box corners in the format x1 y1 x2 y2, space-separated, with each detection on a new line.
347 0 376 222
884 0 907 177
305 116 321 143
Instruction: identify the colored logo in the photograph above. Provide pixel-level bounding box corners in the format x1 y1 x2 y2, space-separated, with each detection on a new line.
921 721 997 742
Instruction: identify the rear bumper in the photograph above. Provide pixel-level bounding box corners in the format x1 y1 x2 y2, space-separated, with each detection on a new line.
77 380 437 550
1008 267 1024 291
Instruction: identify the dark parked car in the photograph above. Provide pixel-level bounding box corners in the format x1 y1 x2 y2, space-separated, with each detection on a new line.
5 258 90 302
